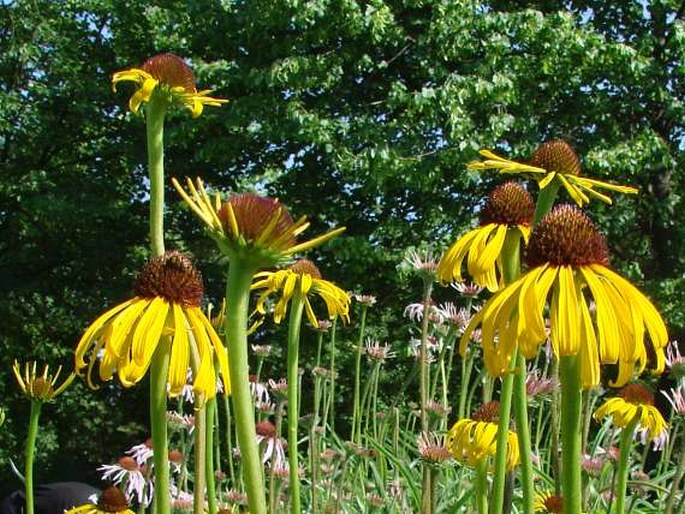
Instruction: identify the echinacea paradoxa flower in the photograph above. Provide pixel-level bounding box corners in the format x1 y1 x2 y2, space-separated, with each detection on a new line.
12 361 74 402
533 490 564 513
594 383 668 444
461 204 668 388
112 53 227 117
173 177 345 269
65 486 135 514
437 181 534 291
252 259 351 326
74 251 229 403
468 140 638 206
445 401 520 472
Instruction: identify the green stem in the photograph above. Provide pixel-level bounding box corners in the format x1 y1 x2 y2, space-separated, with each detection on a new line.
419 279 434 431
194 399 207 514
323 319 338 434
559 355 583 514
513 352 534 514
150 338 171 514
491 356 516 514
533 180 561 225
352 305 369 443
24 401 42 514
491 229 521 514
206 397 217 514
614 415 640 514
665 422 685 514
146 93 167 258
225 260 267 514
287 293 305 514
222 393 236 487
474 461 489 514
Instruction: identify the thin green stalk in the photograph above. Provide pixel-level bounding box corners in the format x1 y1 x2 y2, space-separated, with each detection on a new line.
559 355 583 514
513 352 534 514
490 357 516 514
150 339 172 514
225 260 267 514
222 393 236 487
269 401 285 514
194 399 207 514
352 305 369 443
665 422 685 514
322 318 338 435
419 280 434 430
474 461 489 514
491 229 521 514
145 92 167 258
206 397 218 514
614 415 640 513
286 293 305 514
24 401 42 514
458 349 476 419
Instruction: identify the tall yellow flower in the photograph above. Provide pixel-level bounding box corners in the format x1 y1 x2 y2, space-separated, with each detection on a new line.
65 486 134 514
445 401 520 472
461 204 668 388
74 251 229 402
172 177 345 268
437 181 533 291
594 383 668 443
252 259 351 326
469 140 638 206
12 361 74 402
112 53 227 117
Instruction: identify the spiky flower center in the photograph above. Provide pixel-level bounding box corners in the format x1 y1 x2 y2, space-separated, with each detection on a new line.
525 204 609 268
289 259 322 279
471 400 500 423
134 251 203 307
29 377 54 399
97 486 130 513
620 383 654 406
141 53 196 92
218 193 296 249
479 181 534 227
542 494 564 513
529 140 581 176
256 420 277 439
118 456 139 471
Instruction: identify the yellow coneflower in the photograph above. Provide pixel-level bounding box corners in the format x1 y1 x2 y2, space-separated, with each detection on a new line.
445 401 520 472
594 383 668 443
65 486 135 514
112 53 227 117
534 490 564 513
12 361 74 402
437 181 533 291
252 259 351 326
172 178 345 269
74 251 229 402
461 204 668 388
469 140 638 206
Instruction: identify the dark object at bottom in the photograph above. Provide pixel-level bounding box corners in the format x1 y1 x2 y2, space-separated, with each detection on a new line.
0 482 99 514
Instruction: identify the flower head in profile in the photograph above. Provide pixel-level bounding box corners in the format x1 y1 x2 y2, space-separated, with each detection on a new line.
533 490 564 513
12 361 74 402
437 181 534 291
594 383 668 444
252 259 351 326
74 251 230 404
112 53 227 117
662 382 685 417
445 401 519 472
65 486 135 514
173 178 345 269
469 140 638 206
98 456 152 507
461 204 668 388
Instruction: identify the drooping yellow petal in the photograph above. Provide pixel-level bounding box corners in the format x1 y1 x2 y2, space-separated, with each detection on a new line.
131 297 169 367
168 304 191 397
